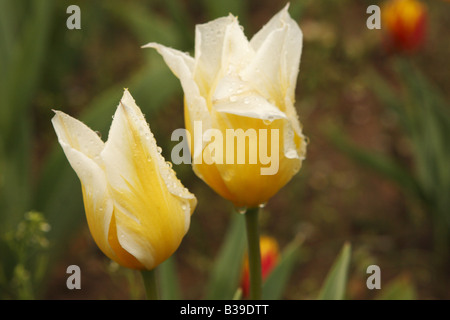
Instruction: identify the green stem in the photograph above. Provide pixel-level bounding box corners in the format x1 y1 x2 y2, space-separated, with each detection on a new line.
244 207 262 300
140 269 159 300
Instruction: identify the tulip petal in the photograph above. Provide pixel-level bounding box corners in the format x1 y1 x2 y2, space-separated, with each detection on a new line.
51 111 118 265
212 75 287 121
51 110 104 161
250 4 292 51
101 90 196 270
244 4 303 105
193 15 236 88
241 26 288 106
220 18 254 75
143 43 212 161
214 93 287 121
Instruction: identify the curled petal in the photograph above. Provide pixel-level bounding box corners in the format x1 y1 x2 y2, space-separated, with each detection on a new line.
101 90 196 270
51 111 118 266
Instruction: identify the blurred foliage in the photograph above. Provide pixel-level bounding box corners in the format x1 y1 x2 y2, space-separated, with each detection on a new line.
0 0 449 300
0 211 50 299
329 58 450 261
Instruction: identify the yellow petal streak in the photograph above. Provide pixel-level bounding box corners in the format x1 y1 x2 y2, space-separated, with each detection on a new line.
102 96 192 270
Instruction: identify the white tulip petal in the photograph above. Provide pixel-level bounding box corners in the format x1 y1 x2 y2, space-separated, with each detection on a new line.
220 19 254 75
51 110 104 163
250 4 291 51
142 42 195 74
212 74 249 101
143 44 211 125
144 43 212 161
51 112 115 263
241 26 288 104
280 16 303 100
214 94 287 121
194 15 236 87
246 4 303 102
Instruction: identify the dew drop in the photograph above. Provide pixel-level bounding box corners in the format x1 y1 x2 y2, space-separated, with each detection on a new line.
157 146 162 154
229 95 237 102
285 149 298 159
222 169 233 181
166 161 173 169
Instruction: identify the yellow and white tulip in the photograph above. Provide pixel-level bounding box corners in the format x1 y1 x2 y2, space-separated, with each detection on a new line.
52 89 196 270
144 4 307 208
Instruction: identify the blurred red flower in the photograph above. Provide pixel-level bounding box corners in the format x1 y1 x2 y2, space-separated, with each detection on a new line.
382 0 427 52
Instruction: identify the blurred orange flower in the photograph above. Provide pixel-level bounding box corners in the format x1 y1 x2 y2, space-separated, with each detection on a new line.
240 236 279 297
382 0 427 52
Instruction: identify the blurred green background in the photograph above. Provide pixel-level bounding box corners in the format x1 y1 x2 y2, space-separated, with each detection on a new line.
0 0 449 299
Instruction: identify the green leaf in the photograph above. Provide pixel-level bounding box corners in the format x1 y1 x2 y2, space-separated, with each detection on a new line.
326 125 424 201
262 235 304 300
206 212 247 300
0 0 53 234
317 242 352 300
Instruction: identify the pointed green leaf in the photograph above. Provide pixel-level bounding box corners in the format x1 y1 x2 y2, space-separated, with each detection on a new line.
262 235 304 300
317 242 351 300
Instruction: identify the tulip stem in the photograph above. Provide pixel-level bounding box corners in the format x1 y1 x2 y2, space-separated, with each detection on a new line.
141 269 159 300
244 207 262 300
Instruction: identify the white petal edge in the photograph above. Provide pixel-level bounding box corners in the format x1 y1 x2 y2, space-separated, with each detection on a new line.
193 15 236 86
51 112 116 262
143 43 212 161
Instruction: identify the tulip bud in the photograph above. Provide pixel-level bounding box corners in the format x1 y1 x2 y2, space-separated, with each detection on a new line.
52 89 196 270
240 236 279 298
382 0 427 52
144 4 307 208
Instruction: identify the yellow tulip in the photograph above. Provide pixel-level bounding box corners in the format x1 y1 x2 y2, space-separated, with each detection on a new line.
144 4 307 208
51 89 196 270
